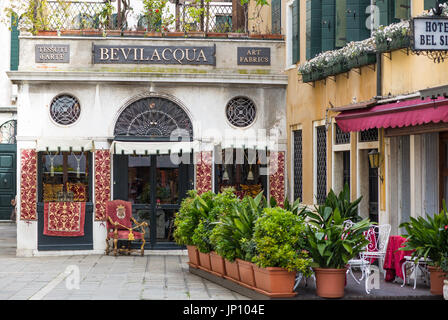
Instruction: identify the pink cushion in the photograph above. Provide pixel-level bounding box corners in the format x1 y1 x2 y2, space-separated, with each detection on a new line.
108 230 143 240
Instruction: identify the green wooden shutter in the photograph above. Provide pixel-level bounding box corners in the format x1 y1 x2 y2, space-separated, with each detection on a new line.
306 0 322 60
321 0 335 52
292 0 300 63
335 0 347 48
425 0 448 10
271 0 281 34
10 14 19 71
375 0 399 26
395 0 411 20
346 0 370 43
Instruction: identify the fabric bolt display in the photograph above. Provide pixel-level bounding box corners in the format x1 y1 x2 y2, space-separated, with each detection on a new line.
44 202 86 237
43 183 63 202
20 149 37 220
195 151 212 195
269 151 285 205
94 149 111 221
66 182 87 202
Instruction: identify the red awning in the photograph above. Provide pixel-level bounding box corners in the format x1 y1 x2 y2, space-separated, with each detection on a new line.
335 97 448 132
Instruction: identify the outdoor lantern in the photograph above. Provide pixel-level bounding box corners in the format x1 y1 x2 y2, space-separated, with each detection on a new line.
368 149 380 169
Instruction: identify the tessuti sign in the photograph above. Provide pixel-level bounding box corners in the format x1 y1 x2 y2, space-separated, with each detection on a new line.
92 45 216 65
413 17 448 51
35 44 70 63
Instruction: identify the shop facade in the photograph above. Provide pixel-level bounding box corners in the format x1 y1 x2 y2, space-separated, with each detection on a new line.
9 35 287 256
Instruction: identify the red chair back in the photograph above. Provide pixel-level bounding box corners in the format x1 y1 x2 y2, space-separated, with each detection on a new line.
106 200 133 230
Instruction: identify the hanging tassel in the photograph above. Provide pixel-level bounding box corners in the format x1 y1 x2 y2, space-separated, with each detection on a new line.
50 164 54 177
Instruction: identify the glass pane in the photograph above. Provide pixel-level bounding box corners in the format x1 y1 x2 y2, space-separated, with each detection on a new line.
128 156 151 204
156 155 179 204
42 152 89 202
155 208 176 242
135 208 151 241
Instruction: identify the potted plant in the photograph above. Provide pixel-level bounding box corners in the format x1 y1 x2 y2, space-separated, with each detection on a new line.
304 206 371 298
250 207 312 297
399 202 448 295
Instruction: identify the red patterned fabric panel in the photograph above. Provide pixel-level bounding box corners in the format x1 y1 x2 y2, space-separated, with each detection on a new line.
20 149 37 220
94 149 111 221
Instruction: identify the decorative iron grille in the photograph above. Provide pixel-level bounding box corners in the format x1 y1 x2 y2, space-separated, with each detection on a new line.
226 97 256 128
293 130 302 202
178 2 232 32
316 125 327 205
335 123 350 145
114 97 193 140
50 95 81 125
0 120 17 144
359 128 378 142
46 1 108 30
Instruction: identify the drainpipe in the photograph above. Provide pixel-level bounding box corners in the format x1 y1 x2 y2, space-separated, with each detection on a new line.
376 52 382 97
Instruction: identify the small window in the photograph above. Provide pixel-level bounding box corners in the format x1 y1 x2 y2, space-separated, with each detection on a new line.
41 151 90 202
226 97 257 128
50 95 81 125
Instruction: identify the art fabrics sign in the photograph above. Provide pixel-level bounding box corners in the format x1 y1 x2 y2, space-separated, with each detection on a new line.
92 45 216 65
413 17 448 51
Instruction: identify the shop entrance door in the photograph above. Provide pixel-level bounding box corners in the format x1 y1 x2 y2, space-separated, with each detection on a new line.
0 144 16 220
113 154 193 249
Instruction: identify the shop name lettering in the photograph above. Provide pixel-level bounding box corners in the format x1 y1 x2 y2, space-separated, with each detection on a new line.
237 47 270 65
93 45 215 65
413 18 448 50
35 44 70 63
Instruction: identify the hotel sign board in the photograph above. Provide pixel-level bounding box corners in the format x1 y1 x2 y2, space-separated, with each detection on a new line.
413 17 448 51
92 45 216 65
35 44 70 63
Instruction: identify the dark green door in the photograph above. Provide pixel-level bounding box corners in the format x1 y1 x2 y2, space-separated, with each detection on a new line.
0 144 16 220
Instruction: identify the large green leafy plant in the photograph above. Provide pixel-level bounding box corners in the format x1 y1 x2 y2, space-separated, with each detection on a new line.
305 208 371 269
210 192 264 261
251 207 312 274
399 202 448 272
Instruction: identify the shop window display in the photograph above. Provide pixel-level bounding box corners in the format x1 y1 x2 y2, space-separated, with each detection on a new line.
41 152 90 202
215 148 267 198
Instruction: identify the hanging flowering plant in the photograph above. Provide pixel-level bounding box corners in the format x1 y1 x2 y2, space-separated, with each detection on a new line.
373 20 410 50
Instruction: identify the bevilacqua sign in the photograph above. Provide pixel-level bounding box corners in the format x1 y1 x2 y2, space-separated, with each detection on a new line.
93 45 216 65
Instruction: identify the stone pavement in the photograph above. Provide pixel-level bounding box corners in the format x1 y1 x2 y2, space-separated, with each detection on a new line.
0 223 249 300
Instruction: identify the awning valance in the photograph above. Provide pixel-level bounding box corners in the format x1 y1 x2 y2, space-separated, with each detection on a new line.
335 97 448 132
111 141 198 155
36 139 94 152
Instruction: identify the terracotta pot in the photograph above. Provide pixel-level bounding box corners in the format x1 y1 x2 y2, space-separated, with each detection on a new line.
186 31 205 38
165 31 185 37
145 32 162 37
198 251 212 270
263 34 284 40
81 29 102 36
224 259 240 282
249 33 264 39
227 33 248 39
236 258 256 287
60 30 82 36
210 251 226 276
124 30 146 37
186 245 199 267
428 266 448 295
253 265 296 295
206 32 228 38
313 267 347 298
37 30 57 36
106 30 122 36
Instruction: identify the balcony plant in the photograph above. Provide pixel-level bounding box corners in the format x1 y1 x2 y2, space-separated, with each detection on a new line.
399 202 448 295
373 20 410 53
142 0 174 36
304 206 371 298
250 207 312 297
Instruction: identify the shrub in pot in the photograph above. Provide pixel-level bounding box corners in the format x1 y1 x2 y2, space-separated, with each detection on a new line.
250 207 312 296
399 203 448 295
305 207 370 298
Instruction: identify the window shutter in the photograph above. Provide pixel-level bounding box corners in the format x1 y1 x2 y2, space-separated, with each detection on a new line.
345 0 371 43
375 0 399 26
306 0 322 60
292 0 300 63
10 14 19 71
321 0 336 52
395 0 411 20
271 0 281 34
335 0 347 48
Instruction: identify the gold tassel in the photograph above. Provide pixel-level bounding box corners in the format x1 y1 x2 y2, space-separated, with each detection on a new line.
128 229 135 241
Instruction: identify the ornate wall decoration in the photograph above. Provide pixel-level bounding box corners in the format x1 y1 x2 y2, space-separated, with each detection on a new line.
94 149 111 221
226 96 257 128
44 202 86 237
269 151 285 206
50 94 81 125
20 149 37 220
196 151 212 194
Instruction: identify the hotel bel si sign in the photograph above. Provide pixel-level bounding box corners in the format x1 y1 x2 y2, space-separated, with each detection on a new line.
413 16 448 51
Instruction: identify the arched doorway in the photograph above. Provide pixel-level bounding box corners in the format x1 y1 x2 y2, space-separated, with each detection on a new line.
112 96 194 249
0 120 17 220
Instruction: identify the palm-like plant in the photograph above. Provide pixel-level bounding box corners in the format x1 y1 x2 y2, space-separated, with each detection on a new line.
399 201 448 271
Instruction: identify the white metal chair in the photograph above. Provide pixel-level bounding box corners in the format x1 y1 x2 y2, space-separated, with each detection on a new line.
401 256 431 289
346 223 391 294
293 268 316 290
